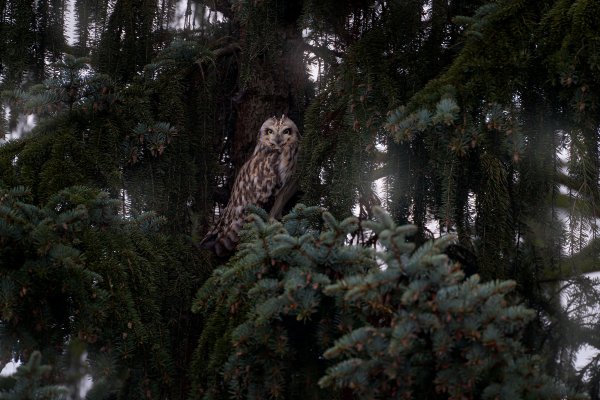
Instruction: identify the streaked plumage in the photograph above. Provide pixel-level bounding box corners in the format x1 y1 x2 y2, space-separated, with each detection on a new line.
200 115 300 256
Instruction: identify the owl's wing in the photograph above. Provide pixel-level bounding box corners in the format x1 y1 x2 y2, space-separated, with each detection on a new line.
199 152 282 256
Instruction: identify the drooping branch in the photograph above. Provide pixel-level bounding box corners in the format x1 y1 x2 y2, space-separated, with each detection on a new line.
205 0 233 19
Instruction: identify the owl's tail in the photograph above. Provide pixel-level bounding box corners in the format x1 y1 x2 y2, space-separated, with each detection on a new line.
197 232 217 250
197 230 236 258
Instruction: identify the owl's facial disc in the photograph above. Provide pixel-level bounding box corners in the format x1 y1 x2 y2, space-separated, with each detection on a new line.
258 116 298 151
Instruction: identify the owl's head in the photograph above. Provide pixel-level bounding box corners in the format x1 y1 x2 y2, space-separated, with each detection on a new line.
257 115 300 151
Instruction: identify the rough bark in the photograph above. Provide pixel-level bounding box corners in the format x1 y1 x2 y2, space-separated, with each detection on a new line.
231 6 308 175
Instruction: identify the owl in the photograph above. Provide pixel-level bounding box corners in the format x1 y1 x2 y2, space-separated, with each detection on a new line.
200 115 300 256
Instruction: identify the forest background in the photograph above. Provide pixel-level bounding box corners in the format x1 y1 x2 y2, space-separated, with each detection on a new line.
1 0 600 399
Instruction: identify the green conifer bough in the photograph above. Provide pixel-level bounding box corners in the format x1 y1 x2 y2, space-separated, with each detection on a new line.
0 184 208 399
0 351 68 400
192 205 583 400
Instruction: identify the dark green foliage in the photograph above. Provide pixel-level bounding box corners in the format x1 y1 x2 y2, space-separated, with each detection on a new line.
96 0 159 82
0 56 125 203
1 54 118 117
73 0 112 57
0 21 231 398
383 0 600 279
0 1 37 87
0 351 68 400
321 207 581 399
378 3 600 390
192 205 583 399
190 204 374 399
1 0 600 398
0 183 209 399
0 185 114 363
299 0 486 220
0 42 220 231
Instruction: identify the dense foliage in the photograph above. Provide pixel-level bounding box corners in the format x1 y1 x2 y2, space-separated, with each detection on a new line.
191 205 585 399
0 184 208 398
1 0 600 398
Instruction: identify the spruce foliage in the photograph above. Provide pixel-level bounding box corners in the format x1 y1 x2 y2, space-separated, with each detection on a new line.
0 183 208 398
321 207 580 399
191 205 582 399
1 0 600 398
190 204 371 399
0 351 68 400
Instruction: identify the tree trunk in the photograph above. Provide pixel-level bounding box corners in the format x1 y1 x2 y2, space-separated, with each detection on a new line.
231 3 308 174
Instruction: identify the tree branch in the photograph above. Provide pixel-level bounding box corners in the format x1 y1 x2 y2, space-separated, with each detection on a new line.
302 42 345 61
206 0 233 19
270 176 300 219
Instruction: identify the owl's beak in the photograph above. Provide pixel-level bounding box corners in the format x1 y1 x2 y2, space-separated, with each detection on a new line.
274 134 283 146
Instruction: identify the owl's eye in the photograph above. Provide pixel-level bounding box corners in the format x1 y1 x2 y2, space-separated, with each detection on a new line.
266 129 274 135
283 128 291 135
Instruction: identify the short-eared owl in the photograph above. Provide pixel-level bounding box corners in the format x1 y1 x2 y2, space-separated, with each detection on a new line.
200 115 300 256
